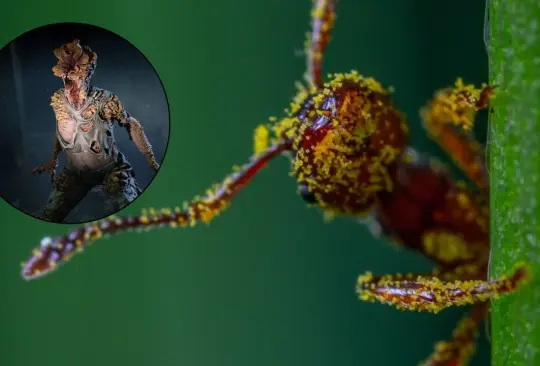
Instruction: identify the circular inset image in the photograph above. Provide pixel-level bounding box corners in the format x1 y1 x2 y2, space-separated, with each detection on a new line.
0 23 170 224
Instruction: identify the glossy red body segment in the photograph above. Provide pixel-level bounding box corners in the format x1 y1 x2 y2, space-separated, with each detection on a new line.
375 160 489 269
291 77 408 216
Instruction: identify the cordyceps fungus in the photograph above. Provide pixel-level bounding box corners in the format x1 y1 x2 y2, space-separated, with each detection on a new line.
21 2 531 365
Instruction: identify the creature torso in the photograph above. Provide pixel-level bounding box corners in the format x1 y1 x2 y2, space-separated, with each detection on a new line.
52 88 119 171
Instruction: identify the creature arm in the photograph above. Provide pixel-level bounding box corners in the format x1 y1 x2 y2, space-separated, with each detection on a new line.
21 138 292 280
32 131 62 181
33 91 66 180
101 93 160 172
49 136 62 162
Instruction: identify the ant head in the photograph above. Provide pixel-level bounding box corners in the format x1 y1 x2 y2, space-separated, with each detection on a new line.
289 71 409 216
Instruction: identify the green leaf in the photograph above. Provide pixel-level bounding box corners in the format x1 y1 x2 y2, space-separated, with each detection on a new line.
488 0 540 365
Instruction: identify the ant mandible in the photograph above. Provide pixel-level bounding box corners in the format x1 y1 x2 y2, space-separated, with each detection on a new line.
22 1 529 365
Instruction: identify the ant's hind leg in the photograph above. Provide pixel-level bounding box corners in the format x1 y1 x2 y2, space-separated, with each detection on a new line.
419 303 487 366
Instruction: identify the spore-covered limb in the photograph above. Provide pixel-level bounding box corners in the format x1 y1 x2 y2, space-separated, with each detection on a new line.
356 264 529 313
32 135 61 182
101 93 160 172
126 117 160 171
419 303 487 366
304 0 337 88
21 140 291 280
420 79 495 189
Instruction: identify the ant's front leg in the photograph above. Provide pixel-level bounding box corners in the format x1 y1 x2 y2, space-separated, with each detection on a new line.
304 0 337 88
420 79 495 190
21 140 292 280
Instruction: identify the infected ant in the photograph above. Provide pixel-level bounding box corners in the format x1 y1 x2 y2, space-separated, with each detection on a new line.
22 1 529 365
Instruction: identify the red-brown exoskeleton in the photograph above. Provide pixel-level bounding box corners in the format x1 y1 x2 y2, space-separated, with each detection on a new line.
22 1 529 365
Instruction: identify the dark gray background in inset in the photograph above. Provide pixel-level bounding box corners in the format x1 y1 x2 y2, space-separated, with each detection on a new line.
0 22 169 223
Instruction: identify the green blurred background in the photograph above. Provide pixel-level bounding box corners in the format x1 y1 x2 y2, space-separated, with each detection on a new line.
0 1 489 365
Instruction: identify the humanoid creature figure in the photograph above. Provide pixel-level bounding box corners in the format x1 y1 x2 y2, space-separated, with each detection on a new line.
33 39 160 223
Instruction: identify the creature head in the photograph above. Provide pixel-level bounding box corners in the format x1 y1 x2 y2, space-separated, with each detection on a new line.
52 39 97 96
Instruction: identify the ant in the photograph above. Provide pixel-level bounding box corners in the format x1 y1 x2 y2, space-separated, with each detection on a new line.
22 1 529 365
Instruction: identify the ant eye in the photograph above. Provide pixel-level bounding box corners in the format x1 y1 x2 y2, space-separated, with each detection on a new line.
298 184 317 204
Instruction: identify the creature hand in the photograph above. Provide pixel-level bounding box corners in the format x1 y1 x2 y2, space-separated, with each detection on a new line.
104 164 132 195
149 159 160 172
32 159 58 182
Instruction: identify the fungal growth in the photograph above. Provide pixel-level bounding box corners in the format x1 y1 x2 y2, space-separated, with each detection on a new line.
22 1 529 365
32 39 161 223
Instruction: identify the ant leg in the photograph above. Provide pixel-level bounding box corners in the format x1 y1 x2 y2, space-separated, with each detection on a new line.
21 140 292 280
356 264 528 313
304 0 337 88
419 303 487 366
420 79 495 190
